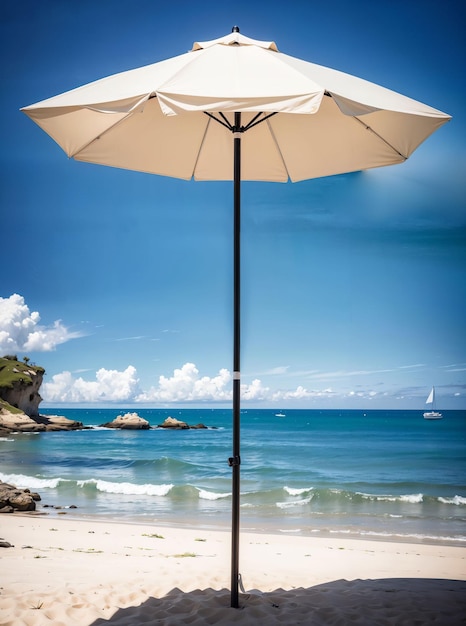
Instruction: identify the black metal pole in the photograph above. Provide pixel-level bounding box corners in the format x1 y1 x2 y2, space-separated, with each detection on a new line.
230 111 241 608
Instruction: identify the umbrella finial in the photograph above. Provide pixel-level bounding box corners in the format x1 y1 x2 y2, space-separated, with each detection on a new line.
232 26 240 33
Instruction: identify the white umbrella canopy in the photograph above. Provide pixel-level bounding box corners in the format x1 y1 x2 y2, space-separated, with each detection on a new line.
22 29 449 182
21 28 450 609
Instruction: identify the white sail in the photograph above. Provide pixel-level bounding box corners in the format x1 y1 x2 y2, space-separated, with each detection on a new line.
423 386 442 419
426 387 435 405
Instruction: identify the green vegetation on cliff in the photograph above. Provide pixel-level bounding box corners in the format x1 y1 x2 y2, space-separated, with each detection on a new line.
0 399 23 414
0 356 45 414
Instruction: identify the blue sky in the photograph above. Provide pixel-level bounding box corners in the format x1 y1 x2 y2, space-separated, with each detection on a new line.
1 0 465 409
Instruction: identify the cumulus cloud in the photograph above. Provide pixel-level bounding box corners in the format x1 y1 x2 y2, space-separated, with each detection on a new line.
136 363 232 403
138 365 275 403
0 294 83 353
43 366 141 403
241 378 270 400
41 361 334 405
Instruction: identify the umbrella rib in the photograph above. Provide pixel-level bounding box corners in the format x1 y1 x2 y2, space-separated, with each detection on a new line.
191 116 212 178
205 112 234 131
220 112 234 129
243 112 278 132
243 112 264 129
266 117 291 181
70 95 151 159
204 111 278 134
204 111 288 178
352 116 407 160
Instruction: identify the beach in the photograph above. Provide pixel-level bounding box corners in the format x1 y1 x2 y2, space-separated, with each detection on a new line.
1 409 465 622
1 514 465 625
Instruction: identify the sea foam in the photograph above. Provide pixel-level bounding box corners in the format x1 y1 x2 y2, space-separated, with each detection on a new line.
77 478 173 496
438 495 466 506
359 492 424 504
276 496 313 509
197 488 231 500
0 472 63 489
284 486 313 496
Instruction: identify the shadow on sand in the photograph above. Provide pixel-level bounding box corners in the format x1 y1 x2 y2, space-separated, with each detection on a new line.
90 578 466 625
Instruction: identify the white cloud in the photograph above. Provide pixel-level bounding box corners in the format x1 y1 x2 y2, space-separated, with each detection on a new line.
43 366 141 403
346 389 379 400
296 364 426 382
114 336 146 342
272 385 335 401
259 366 290 376
42 363 275 404
138 365 277 403
39 361 399 406
136 363 232 403
241 378 270 400
0 294 82 353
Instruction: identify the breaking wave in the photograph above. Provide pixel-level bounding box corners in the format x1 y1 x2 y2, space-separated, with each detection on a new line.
0 472 65 489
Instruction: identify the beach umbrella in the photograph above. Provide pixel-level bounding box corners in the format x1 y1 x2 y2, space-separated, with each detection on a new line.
21 27 450 607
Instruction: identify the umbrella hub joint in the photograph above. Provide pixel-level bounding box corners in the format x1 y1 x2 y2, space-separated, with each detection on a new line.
228 455 241 467
204 111 278 135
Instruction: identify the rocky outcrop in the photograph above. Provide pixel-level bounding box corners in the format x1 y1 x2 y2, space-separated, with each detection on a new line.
0 481 41 514
158 416 189 429
0 408 83 434
99 415 209 430
0 408 46 432
0 357 83 433
100 412 150 430
33 414 83 431
157 416 208 429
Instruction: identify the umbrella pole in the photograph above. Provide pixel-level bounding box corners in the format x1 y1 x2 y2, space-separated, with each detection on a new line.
230 111 242 608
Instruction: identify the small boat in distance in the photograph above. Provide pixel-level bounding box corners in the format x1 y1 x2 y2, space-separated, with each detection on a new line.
423 386 443 419
275 412 286 418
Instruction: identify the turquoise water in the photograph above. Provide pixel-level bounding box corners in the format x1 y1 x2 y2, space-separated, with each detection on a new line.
1 408 465 544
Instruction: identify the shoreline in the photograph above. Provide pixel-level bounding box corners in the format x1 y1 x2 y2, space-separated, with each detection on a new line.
1 514 465 625
12 508 466 549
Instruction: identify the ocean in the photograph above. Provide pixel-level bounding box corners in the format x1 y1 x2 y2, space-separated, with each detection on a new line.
1 408 465 545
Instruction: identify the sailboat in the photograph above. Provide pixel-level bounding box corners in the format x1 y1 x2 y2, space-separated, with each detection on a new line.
423 386 443 419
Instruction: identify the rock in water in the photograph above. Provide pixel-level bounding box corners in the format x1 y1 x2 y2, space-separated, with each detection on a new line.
0 481 40 513
158 416 189 429
100 412 150 430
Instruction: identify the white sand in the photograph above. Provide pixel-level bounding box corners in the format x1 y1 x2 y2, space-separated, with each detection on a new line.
1 514 465 625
